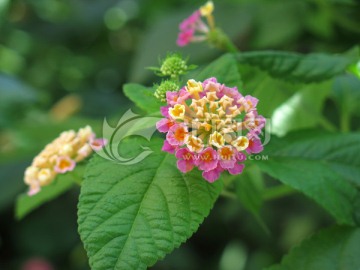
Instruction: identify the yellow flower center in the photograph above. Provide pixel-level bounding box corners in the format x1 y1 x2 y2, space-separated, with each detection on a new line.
219 146 233 160
209 131 225 148
186 79 203 99
169 104 185 120
58 158 73 171
232 136 249 151
186 135 204 153
174 127 187 142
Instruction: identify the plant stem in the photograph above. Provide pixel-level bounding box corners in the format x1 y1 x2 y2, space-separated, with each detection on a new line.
222 35 239 53
221 189 237 199
262 185 297 201
340 110 350 133
208 28 239 53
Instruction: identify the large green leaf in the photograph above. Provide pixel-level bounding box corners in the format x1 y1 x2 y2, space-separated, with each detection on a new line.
257 131 360 225
271 81 331 136
236 51 353 83
238 66 297 117
190 54 243 90
267 226 360 270
78 139 223 270
16 165 84 219
123 83 162 114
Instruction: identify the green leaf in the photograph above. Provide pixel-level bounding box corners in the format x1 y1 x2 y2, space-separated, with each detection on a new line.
192 54 243 90
332 74 360 117
257 131 360 225
78 138 223 270
15 165 84 219
235 167 264 216
266 226 360 270
236 51 353 83
123 83 162 114
234 166 268 233
271 81 331 136
238 66 297 117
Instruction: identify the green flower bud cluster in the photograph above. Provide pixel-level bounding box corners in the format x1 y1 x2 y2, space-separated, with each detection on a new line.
150 53 196 102
154 80 179 102
160 54 188 78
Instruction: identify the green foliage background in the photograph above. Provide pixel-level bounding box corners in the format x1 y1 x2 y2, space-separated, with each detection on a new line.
0 0 359 269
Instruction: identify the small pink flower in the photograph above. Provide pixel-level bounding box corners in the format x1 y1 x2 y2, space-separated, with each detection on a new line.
175 148 196 173
162 140 177 154
166 91 180 106
202 164 224 183
27 184 40 196
177 9 209 47
160 106 170 117
90 138 108 151
179 10 201 31
196 147 218 172
177 29 195 47
54 156 76 173
218 146 236 169
156 118 174 133
228 163 245 175
236 152 247 162
239 95 259 112
166 124 188 146
246 138 263 154
222 86 242 100
244 111 266 131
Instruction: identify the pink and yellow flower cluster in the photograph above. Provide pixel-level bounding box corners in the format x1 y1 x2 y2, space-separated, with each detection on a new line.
24 126 106 196
156 78 265 182
177 1 214 47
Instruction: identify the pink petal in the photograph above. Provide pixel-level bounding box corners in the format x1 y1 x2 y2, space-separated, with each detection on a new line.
166 124 187 146
177 159 194 173
179 10 200 31
160 106 170 117
156 118 173 133
245 95 259 107
162 140 177 154
175 148 192 159
28 185 40 196
222 86 242 100
236 152 247 162
246 139 263 154
176 29 195 47
228 163 245 175
202 165 223 183
90 138 107 151
219 158 236 169
196 148 218 172
54 156 76 173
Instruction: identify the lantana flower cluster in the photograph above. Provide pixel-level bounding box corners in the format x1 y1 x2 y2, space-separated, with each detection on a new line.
177 1 214 47
156 78 265 182
24 126 106 196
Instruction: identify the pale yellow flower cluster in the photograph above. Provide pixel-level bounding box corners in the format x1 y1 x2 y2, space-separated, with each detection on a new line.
24 126 105 196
